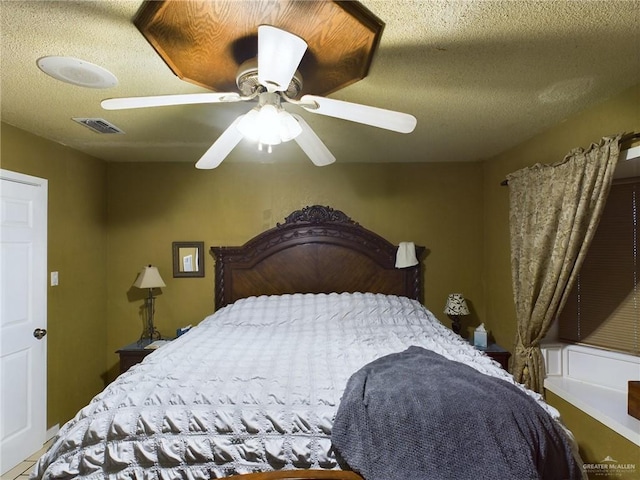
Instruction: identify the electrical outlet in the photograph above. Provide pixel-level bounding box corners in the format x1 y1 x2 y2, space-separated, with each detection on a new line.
50 271 59 286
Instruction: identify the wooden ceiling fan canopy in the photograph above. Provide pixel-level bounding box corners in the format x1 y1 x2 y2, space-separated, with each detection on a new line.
134 0 384 97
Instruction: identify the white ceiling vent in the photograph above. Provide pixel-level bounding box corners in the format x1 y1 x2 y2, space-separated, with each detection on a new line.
73 117 124 134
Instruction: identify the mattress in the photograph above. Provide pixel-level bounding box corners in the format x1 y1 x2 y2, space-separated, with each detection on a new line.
31 292 567 479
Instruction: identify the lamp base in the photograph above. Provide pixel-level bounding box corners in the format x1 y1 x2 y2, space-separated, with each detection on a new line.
449 315 461 335
138 328 162 346
138 293 162 345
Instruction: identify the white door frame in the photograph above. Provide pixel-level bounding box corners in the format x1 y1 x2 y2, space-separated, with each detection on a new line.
0 169 48 474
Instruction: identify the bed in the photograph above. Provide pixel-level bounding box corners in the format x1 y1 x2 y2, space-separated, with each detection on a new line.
31 205 584 480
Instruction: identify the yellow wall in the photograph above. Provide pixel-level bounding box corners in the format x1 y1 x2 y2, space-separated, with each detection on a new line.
1 123 108 427
482 83 640 465
546 392 639 477
105 160 485 380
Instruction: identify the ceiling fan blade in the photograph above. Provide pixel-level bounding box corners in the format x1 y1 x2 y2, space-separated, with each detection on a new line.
258 25 307 92
195 116 245 169
299 95 417 134
101 92 241 110
291 114 335 166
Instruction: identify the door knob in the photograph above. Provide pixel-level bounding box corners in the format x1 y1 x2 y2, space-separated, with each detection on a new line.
33 328 47 339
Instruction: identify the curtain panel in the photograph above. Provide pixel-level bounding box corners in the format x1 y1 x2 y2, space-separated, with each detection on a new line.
506 134 621 392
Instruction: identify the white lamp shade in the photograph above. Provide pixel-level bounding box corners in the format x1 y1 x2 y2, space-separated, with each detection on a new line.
444 293 470 315
278 110 302 141
255 104 281 145
133 265 166 289
237 106 301 145
236 108 261 141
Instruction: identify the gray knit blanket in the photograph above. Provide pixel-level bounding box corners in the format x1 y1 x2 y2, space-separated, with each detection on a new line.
332 346 582 480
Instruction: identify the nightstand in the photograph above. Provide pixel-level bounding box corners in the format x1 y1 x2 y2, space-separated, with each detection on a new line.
475 343 511 371
116 339 168 374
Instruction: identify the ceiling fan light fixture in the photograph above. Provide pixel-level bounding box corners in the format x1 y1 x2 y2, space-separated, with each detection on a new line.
279 110 302 142
237 103 301 149
237 105 280 146
236 108 261 142
257 105 282 146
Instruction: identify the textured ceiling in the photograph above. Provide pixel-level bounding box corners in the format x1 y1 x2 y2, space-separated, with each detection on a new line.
1 0 639 166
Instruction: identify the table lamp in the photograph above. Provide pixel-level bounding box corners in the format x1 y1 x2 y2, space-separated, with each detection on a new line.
133 265 166 343
444 293 470 335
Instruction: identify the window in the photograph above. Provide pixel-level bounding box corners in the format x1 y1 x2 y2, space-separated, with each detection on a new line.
558 178 639 355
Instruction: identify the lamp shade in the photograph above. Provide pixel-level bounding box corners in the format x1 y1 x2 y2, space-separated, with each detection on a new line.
237 106 301 146
444 293 470 316
133 265 166 289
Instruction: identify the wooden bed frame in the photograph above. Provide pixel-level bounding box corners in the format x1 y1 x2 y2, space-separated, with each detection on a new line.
212 205 425 309
211 205 424 479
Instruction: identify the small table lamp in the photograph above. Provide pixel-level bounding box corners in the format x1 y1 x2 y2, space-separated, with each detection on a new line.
133 265 166 343
444 293 470 335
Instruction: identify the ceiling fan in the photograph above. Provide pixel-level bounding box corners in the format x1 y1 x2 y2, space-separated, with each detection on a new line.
101 25 417 169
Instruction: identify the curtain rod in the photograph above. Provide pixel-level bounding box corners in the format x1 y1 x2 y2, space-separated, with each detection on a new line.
500 132 640 186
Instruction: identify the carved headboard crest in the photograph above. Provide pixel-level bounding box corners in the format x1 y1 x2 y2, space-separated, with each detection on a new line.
212 206 424 308
277 205 358 227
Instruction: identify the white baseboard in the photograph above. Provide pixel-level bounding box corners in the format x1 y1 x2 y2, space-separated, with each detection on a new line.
45 424 59 443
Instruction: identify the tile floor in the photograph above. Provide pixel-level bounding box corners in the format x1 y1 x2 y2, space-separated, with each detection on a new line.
1 439 53 480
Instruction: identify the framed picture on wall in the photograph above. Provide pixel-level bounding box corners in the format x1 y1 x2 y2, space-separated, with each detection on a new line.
172 241 204 278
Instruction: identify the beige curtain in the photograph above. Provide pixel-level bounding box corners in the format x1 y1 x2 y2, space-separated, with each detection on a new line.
506 134 621 393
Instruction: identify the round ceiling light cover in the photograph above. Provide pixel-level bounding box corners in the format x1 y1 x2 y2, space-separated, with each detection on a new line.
36 56 118 88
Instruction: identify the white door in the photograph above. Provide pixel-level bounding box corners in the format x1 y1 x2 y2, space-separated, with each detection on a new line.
0 170 47 475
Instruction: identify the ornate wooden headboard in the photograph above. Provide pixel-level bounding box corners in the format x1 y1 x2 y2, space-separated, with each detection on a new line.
212 205 424 309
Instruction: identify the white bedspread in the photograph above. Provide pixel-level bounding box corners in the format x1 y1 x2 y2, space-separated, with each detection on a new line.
31 292 561 479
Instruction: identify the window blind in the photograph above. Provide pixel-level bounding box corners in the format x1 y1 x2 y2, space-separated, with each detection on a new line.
558 178 639 355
